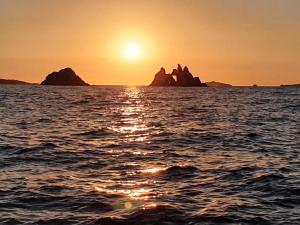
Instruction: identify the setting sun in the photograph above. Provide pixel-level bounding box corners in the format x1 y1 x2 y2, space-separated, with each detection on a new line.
124 42 140 60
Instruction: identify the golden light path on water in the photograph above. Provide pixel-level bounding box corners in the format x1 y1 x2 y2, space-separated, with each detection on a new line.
95 87 162 210
109 87 151 143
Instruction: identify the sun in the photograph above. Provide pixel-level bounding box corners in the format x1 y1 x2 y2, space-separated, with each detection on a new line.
124 42 140 60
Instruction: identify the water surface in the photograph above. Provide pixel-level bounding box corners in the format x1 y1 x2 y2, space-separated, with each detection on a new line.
0 85 299 224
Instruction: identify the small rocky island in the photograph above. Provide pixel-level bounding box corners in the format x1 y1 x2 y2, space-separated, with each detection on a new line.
150 64 207 87
41 68 89 86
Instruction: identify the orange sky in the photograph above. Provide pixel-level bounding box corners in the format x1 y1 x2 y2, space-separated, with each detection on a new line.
0 0 299 86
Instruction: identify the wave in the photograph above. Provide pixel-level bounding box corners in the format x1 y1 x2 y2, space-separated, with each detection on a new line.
192 214 270 224
36 118 54 123
72 99 91 104
164 165 198 175
0 218 23 225
142 165 199 180
32 218 77 225
75 128 112 137
96 204 186 225
251 173 285 183
74 200 113 213
14 142 58 154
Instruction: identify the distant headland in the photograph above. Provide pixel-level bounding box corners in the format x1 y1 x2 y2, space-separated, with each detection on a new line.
41 68 89 86
205 81 232 87
280 84 300 87
150 64 207 87
0 79 32 85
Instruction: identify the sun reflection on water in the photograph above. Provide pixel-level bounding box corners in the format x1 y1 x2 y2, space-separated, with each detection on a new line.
93 87 165 209
108 87 152 143
141 167 166 174
142 202 158 209
95 186 152 200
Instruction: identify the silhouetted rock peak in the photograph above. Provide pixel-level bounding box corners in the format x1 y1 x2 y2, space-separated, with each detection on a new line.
150 65 207 87
171 69 177 75
61 67 73 74
41 68 89 86
159 67 166 74
177 64 183 73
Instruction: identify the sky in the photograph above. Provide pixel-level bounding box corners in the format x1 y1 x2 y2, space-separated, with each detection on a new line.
0 0 299 86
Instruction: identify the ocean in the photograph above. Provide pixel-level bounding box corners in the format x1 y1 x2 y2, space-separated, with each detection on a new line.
0 85 299 224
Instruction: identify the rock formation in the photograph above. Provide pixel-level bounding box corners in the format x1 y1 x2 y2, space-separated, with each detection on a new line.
150 64 207 87
41 68 89 86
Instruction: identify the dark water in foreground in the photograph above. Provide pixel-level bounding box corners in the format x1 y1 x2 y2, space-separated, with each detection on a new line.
0 85 299 225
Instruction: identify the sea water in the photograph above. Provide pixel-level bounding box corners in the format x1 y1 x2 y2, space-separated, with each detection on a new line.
0 85 299 224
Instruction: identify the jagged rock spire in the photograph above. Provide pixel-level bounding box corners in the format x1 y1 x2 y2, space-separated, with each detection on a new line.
177 64 183 73
171 69 177 75
160 67 166 74
183 66 189 73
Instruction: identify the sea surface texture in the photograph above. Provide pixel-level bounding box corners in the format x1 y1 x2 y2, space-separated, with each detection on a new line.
0 86 299 225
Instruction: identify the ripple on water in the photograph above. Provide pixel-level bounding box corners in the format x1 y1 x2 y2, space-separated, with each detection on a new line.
14 142 58 154
74 128 112 138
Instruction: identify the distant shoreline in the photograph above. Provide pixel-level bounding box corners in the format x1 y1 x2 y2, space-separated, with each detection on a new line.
1 83 298 88
0 79 34 85
280 84 300 87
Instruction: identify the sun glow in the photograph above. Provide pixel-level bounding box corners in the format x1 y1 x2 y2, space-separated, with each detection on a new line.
123 42 140 60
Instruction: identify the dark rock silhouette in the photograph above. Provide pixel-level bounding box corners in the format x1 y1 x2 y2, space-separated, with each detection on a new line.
205 81 232 87
0 79 32 85
41 68 89 86
150 64 207 87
